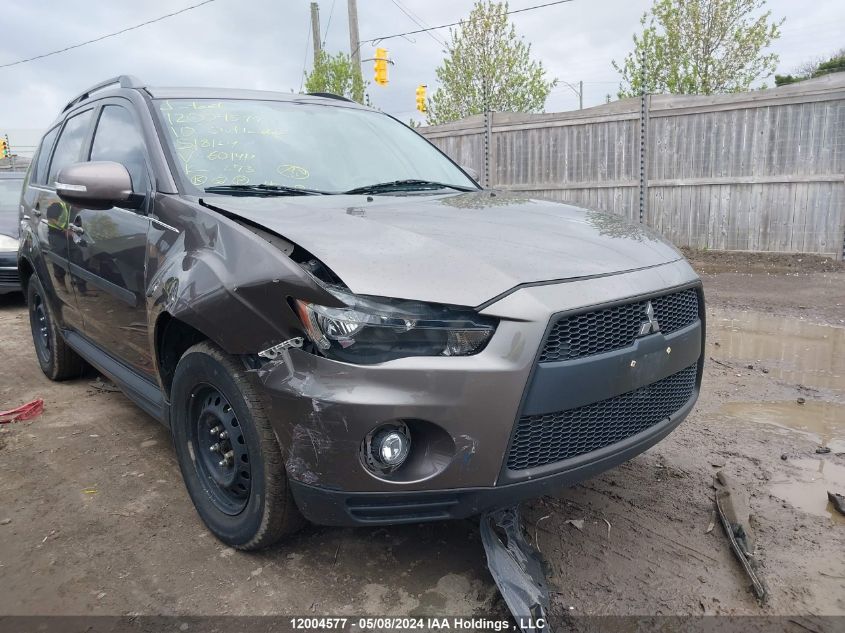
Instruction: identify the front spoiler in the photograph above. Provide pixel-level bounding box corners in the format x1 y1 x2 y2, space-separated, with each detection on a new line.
289 389 698 526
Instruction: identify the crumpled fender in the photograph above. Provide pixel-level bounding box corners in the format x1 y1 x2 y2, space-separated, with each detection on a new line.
146 195 343 357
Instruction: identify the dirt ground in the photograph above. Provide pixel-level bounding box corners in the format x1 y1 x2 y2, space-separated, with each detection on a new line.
1 250 843 628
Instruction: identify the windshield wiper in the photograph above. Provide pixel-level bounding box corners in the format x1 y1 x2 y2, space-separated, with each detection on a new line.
204 184 328 197
343 179 476 195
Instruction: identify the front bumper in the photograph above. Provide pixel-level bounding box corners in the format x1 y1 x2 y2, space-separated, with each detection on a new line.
0 252 21 294
255 260 704 525
290 392 698 525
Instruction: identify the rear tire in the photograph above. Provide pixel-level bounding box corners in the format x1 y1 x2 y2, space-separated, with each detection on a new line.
171 341 305 550
27 274 86 380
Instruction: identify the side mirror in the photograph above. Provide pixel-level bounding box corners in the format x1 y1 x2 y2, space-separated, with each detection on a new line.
461 165 480 182
55 161 133 209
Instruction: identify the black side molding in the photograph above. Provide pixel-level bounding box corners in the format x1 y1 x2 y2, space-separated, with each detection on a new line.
63 330 168 425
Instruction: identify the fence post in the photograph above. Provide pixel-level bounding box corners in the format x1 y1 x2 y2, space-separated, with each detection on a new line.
840 216 845 261
638 93 650 224
483 109 492 188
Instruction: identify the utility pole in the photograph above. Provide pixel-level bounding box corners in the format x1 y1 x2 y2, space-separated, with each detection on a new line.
310 2 322 66
347 0 361 76
579 80 583 110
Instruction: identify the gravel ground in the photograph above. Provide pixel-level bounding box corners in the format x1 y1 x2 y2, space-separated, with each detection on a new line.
0 251 843 629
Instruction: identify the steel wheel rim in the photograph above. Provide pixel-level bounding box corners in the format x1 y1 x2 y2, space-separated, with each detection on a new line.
189 384 251 515
30 292 52 364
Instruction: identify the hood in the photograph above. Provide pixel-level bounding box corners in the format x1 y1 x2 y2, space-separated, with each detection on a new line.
200 191 682 307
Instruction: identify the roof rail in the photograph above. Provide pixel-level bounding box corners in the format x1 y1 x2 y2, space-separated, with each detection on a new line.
63 75 144 112
306 92 354 103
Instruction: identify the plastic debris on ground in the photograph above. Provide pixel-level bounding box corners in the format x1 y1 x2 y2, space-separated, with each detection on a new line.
828 491 845 516
480 506 550 633
714 470 767 603
0 398 44 424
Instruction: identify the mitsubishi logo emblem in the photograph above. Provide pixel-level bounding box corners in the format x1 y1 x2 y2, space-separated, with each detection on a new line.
638 301 660 336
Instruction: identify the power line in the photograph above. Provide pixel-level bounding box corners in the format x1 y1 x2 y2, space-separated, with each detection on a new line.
0 0 220 70
322 0 337 47
365 0 575 44
390 0 446 47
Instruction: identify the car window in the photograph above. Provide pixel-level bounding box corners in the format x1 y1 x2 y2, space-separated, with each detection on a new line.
47 109 94 186
32 126 60 185
0 179 23 214
154 99 477 194
90 105 148 192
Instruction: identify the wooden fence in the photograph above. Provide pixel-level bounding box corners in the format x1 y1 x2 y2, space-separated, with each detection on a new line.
420 74 845 259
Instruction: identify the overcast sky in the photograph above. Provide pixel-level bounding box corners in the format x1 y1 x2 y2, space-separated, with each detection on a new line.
1 0 843 151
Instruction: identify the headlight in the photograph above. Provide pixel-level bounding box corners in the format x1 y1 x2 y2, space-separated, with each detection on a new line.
294 286 497 363
0 234 18 250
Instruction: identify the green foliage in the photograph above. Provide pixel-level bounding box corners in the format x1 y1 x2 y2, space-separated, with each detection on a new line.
304 50 368 104
613 0 784 98
426 1 557 125
775 48 845 86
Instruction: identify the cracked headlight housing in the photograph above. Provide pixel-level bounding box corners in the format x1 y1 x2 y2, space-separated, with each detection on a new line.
294 287 497 364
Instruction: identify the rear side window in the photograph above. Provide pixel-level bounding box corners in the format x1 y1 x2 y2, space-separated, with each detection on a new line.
90 105 148 192
47 109 94 185
32 126 59 185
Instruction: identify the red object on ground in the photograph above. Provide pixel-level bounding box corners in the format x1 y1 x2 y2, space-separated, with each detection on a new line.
0 399 45 424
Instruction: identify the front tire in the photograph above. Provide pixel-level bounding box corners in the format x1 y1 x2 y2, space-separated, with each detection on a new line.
27 274 86 380
171 341 304 550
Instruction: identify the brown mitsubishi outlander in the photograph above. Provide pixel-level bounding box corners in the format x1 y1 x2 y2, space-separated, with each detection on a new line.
18 76 704 550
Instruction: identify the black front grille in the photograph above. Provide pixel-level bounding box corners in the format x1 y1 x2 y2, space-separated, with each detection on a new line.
539 288 699 363
0 269 19 284
507 364 697 471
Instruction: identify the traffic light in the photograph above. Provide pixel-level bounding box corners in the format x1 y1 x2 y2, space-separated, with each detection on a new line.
0 136 9 159
415 85 427 113
374 48 389 86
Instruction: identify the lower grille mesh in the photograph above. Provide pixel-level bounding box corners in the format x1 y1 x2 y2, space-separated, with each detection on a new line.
507 364 697 471
0 269 18 284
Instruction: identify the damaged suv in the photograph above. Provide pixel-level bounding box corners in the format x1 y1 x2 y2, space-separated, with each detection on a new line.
19 76 704 549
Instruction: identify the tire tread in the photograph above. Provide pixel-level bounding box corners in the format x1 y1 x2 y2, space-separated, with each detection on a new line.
180 341 304 549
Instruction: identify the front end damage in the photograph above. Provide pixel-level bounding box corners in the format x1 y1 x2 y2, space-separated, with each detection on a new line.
246 258 704 526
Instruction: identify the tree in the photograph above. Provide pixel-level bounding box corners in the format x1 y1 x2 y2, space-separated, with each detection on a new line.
613 0 784 98
426 1 557 125
775 48 845 86
304 50 368 104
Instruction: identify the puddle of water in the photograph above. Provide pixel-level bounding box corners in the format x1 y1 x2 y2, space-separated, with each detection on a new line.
719 401 845 523
708 308 845 391
770 458 845 524
720 401 845 453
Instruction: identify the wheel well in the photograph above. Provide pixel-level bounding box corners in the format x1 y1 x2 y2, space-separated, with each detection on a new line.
18 257 34 295
156 314 208 399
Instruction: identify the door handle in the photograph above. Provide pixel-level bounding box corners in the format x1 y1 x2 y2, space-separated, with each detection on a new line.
69 224 85 235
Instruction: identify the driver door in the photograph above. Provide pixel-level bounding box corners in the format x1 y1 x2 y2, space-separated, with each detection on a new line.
66 102 154 377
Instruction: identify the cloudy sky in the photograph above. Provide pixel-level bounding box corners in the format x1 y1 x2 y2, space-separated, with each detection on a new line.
1 0 843 151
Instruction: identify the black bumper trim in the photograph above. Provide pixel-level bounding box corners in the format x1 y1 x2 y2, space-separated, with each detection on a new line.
288 390 698 526
522 320 701 415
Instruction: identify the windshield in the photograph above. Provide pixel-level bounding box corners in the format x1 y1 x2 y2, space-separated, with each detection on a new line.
0 179 23 215
154 99 477 194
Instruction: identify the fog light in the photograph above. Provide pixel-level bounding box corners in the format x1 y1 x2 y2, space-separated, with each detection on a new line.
375 430 408 466
364 423 411 474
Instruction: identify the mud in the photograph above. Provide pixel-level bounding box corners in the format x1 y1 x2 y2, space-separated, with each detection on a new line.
1 251 844 624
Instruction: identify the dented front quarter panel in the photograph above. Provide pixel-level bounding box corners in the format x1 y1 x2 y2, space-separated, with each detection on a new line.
145 194 341 366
